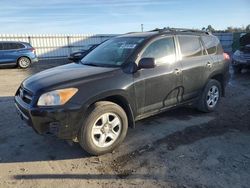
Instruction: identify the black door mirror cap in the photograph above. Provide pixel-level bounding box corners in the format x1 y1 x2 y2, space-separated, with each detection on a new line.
138 58 156 69
72 57 82 62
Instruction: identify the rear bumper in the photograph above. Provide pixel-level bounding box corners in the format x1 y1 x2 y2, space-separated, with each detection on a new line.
14 95 84 140
31 57 39 63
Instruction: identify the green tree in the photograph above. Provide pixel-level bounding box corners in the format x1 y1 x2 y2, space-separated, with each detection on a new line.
206 25 215 32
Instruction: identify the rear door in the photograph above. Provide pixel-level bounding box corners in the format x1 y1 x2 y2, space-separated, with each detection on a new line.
201 35 221 81
133 36 183 115
177 35 212 101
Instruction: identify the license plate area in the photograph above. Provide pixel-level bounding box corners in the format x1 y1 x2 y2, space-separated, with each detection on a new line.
15 103 29 121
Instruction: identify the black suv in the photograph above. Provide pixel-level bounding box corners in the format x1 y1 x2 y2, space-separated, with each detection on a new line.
15 28 230 155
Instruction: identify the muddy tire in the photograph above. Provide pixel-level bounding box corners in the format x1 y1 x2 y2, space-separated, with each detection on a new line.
18 57 31 69
78 101 128 155
197 79 222 113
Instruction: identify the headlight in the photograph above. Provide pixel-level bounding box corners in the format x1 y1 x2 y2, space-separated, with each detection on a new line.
37 88 78 106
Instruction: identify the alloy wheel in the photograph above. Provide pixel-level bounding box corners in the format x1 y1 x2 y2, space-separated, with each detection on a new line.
206 85 219 108
91 112 122 148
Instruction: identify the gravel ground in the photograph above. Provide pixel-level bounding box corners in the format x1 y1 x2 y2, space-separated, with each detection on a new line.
0 60 250 188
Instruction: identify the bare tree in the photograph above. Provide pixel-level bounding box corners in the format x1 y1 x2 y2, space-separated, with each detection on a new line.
246 24 250 32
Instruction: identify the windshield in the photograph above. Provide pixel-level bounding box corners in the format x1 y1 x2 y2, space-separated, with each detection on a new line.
81 37 145 67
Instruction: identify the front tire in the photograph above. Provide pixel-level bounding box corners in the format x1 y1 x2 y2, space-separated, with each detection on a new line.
78 101 128 155
18 57 31 69
197 79 222 112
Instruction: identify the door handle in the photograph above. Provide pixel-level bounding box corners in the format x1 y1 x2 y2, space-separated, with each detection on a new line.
206 62 212 68
173 68 182 75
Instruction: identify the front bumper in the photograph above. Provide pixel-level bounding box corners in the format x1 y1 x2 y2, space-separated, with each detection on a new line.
232 59 250 67
14 95 84 140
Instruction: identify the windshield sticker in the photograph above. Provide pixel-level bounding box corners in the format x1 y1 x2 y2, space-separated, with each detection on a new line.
119 44 137 49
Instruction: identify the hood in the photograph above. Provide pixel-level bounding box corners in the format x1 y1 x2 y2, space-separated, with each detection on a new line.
240 33 250 47
22 63 118 93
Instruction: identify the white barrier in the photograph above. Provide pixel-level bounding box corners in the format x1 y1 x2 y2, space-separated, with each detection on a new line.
0 34 116 59
213 33 233 53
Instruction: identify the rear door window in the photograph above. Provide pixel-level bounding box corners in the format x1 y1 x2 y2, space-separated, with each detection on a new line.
2 43 20 50
178 35 203 58
141 37 176 64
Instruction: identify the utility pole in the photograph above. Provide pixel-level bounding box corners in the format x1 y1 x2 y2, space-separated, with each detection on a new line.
141 24 144 32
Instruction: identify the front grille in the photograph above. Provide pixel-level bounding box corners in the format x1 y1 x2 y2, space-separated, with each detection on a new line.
18 87 33 104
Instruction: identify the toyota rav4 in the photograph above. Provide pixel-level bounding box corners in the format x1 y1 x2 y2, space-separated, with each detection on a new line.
15 28 230 155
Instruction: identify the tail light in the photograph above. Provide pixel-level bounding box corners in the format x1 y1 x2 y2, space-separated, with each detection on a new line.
30 47 35 52
30 47 36 54
223 52 230 61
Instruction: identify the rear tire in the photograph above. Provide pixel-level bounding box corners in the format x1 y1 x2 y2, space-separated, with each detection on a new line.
197 79 222 112
18 57 31 69
78 101 128 155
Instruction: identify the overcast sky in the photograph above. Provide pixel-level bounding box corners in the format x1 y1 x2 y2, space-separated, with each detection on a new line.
0 0 249 34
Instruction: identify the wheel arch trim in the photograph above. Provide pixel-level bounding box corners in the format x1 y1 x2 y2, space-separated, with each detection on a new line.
82 90 136 128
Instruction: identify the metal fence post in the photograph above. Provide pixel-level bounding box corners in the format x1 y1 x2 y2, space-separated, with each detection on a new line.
28 36 32 45
67 36 70 56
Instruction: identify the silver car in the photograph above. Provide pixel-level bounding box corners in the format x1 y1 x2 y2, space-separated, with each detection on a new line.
232 33 250 73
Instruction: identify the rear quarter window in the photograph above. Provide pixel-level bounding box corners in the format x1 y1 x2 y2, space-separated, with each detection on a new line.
178 35 202 58
216 43 224 54
16 43 25 49
201 35 221 54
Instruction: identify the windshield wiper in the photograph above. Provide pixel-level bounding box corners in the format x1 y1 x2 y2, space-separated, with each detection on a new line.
81 62 98 66
81 62 120 68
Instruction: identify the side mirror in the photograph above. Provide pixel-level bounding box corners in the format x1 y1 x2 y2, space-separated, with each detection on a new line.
72 55 82 62
69 53 83 62
138 58 156 69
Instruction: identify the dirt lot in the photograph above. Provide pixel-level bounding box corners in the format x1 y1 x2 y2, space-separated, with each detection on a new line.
0 60 250 188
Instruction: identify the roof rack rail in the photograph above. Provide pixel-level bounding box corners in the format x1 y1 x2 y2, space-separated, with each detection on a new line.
150 27 211 35
125 31 140 34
